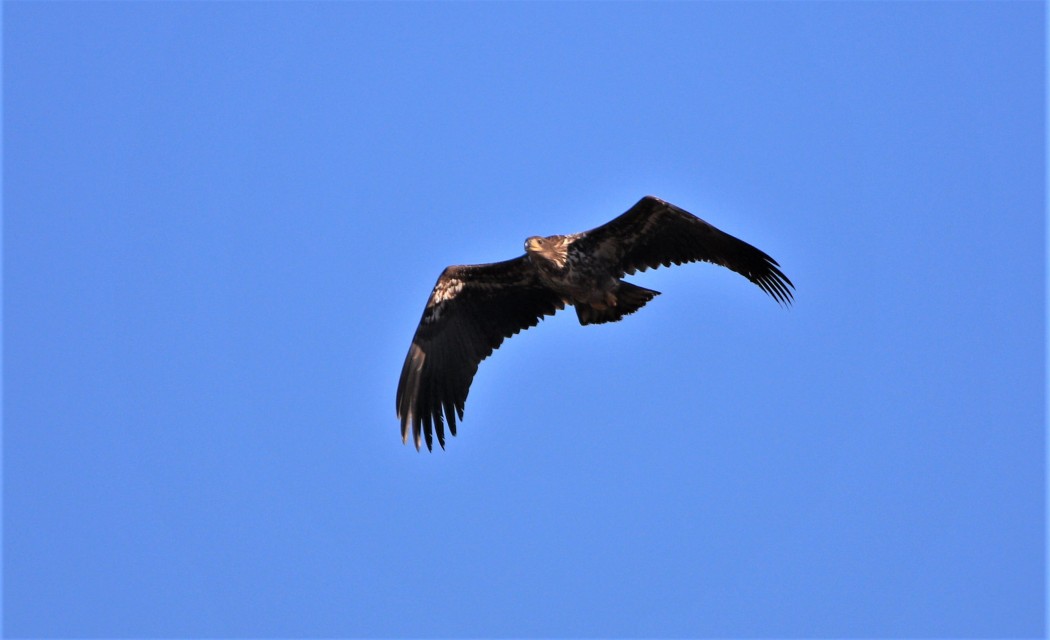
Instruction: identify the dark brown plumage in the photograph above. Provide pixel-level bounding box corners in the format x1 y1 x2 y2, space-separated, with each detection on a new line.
396 196 794 450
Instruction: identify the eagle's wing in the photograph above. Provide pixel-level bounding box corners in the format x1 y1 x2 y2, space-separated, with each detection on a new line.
396 257 565 451
574 196 794 305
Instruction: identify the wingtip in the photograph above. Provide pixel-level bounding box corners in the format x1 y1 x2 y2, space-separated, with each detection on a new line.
401 430 422 451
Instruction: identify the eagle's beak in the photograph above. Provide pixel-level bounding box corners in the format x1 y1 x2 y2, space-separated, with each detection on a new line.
526 238 542 252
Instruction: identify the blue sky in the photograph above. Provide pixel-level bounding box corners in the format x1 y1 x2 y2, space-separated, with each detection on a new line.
3 2 1044 637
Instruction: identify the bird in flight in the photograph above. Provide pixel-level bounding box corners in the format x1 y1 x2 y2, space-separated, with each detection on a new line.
396 196 794 451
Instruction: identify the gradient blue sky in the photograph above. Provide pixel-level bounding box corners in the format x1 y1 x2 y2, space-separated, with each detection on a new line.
4 2 1045 637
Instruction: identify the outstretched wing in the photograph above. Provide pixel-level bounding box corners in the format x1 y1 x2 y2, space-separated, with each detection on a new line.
396 257 565 451
574 196 794 305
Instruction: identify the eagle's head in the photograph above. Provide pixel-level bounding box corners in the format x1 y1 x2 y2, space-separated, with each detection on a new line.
524 235 569 268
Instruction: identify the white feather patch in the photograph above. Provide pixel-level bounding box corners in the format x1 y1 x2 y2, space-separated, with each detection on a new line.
432 277 465 303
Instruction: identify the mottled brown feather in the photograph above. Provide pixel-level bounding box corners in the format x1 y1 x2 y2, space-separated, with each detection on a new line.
396 257 565 450
573 196 795 305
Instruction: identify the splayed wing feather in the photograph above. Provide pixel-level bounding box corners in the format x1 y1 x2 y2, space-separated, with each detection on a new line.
575 196 795 306
396 257 565 450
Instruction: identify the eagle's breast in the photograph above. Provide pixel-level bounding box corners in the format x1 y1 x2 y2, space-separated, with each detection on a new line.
533 236 618 305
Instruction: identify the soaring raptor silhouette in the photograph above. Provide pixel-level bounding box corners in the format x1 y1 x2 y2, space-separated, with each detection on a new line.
396 196 794 450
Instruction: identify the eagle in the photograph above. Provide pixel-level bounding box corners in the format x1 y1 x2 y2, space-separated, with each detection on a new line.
396 196 794 451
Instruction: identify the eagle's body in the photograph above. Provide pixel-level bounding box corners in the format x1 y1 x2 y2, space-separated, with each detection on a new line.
525 232 660 325
397 196 794 450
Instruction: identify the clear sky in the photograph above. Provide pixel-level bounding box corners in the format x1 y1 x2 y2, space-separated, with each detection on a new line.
3 2 1045 637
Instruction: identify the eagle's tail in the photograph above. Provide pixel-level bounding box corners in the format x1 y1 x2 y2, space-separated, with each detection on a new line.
576 282 660 326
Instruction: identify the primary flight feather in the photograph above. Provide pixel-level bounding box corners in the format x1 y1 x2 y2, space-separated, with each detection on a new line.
396 196 794 451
